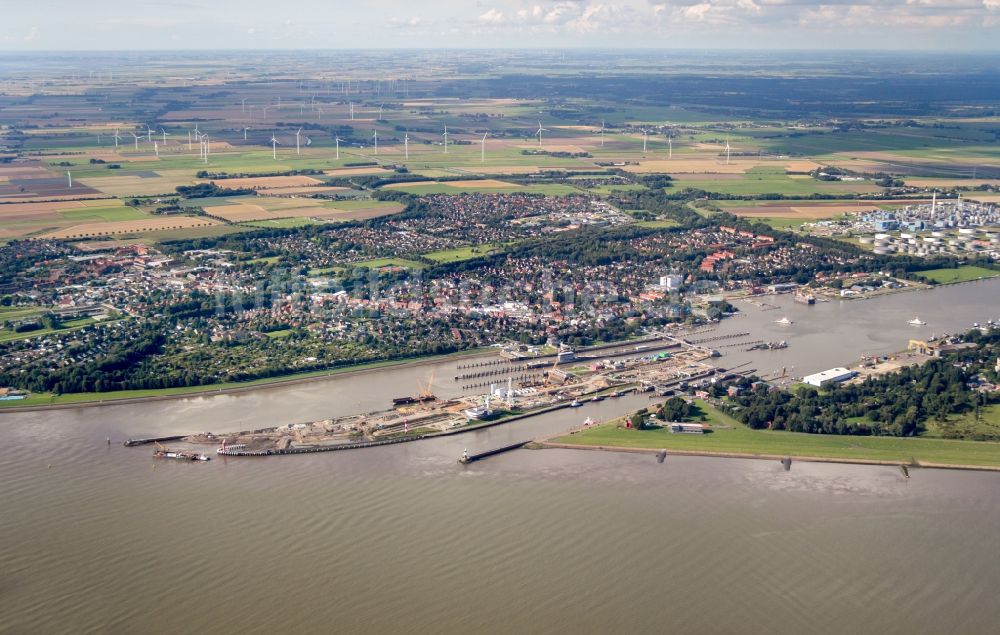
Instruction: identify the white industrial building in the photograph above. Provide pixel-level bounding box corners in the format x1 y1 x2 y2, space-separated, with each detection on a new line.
803 367 855 388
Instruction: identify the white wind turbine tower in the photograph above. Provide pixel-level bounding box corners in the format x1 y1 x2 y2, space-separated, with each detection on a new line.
243 127 250 141
67 171 72 188
442 125 449 153
130 132 140 151
113 128 121 149
378 103 383 120
600 120 605 146
270 135 279 160
241 98 246 113
536 121 548 148
642 129 648 154
404 132 409 159
146 125 154 143
349 102 354 120
295 128 303 155
334 136 341 160
373 129 378 155
154 142 159 157
668 134 673 159
481 132 488 163
160 129 170 145
725 136 731 165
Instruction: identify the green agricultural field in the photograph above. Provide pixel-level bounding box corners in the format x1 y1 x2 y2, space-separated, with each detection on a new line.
136 224 254 243
918 266 1000 284
636 219 680 229
423 244 508 263
242 217 325 229
380 182 581 196
672 167 878 196
350 257 425 270
552 400 1000 468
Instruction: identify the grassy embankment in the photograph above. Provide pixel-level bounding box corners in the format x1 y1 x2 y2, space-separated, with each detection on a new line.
918 266 1000 284
0 347 489 409
551 400 1000 468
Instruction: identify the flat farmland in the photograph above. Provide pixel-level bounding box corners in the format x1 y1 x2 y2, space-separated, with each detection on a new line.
39 216 221 239
0 199 147 239
256 185 350 196
672 167 879 196
202 175 325 189
383 179 519 190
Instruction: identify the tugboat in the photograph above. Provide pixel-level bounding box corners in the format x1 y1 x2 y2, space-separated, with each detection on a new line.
570 399 583 407
908 317 926 326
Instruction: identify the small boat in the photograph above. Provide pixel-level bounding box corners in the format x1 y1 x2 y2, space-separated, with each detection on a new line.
591 395 605 402
583 417 595 426
570 399 582 407
775 316 793 325
908 317 926 326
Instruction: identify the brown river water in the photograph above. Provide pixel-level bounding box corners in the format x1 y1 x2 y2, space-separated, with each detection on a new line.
2 279 1000 634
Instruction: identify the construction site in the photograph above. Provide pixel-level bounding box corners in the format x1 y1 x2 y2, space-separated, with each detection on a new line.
182 336 723 457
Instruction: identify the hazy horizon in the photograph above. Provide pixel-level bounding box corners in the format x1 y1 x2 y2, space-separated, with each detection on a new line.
4 1 1000 52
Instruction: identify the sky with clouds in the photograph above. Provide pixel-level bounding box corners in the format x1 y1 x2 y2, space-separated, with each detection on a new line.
3 0 1000 50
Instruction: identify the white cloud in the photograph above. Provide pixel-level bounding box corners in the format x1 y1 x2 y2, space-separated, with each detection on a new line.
23 26 39 42
479 8 506 24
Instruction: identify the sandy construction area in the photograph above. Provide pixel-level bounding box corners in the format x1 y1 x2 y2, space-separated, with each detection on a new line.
40 216 219 239
204 175 324 189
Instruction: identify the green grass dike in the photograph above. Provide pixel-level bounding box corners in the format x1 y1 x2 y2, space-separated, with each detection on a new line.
549 400 1000 469
0 347 489 410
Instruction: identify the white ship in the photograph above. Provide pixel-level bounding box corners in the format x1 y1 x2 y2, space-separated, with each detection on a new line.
908 317 926 326
775 316 793 325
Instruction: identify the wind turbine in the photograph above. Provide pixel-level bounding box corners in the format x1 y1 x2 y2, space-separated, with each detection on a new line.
305 135 312 148
160 129 170 144
349 102 354 120
642 129 648 154
481 132 488 163
725 137 731 165
130 132 140 151
668 134 673 159
536 121 548 148
241 98 246 113
334 136 341 160
113 128 121 149
154 142 159 157
146 125 154 143
67 171 72 188
295 128 302 155
378 103 383 120
442 125 449 153
600 120 605 147
270 135 279 160
373 129 378 155
404 132 409 159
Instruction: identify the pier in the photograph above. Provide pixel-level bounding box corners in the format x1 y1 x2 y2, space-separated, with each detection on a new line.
459 441 532 464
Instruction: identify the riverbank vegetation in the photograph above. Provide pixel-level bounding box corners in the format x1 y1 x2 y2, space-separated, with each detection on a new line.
553 400 1000 468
